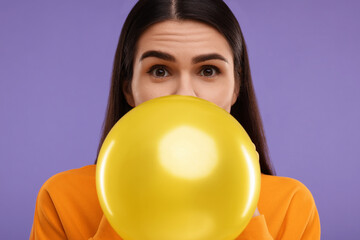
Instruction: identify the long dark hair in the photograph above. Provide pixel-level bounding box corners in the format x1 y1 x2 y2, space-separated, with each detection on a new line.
95 0 275 175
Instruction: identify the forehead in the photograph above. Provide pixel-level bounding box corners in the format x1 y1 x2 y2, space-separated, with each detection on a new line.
135 20 233 59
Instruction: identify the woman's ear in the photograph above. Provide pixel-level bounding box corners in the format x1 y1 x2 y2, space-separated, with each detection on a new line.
231 79 240 105
122 81 135 107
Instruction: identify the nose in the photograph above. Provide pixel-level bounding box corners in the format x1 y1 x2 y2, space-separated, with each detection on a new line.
174 74 197 97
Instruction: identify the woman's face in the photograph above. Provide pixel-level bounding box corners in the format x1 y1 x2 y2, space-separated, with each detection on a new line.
124 20 239 113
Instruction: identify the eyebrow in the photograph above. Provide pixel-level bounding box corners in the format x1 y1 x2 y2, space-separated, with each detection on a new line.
140 51 175 62
192 53 228 64
139 50 228 64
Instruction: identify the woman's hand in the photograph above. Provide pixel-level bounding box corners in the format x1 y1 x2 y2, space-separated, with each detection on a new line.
253 207 260 217
90 215 123 240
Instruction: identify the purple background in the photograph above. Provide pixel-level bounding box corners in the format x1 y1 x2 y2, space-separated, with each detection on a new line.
1 0 359 239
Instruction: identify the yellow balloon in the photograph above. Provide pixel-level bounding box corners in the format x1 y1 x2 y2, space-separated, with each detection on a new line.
96 95 260 240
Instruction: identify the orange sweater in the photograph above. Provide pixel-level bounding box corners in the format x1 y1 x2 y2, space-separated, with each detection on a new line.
30 165 320 239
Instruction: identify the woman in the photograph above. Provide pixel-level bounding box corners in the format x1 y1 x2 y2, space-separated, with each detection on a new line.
30 0 321 239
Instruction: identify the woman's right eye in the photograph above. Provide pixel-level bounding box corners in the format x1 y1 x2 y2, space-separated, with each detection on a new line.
147 65 170 78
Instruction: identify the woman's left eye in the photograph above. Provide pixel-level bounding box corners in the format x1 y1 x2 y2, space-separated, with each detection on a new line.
199 66 220 77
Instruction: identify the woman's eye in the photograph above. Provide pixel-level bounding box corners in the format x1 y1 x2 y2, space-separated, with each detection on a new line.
148 66 169 78
200 66 219 77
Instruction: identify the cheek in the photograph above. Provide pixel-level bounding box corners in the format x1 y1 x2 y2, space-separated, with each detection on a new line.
131 66 153 105
132 83 153 106
195 80 236 112
132 79 172 106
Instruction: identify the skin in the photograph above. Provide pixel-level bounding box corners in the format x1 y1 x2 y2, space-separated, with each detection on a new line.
123 20 260 217
124 20 238 113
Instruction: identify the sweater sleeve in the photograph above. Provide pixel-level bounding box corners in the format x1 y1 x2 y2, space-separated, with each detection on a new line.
276 183 321 240
30 186 67 240
235 177 321 240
